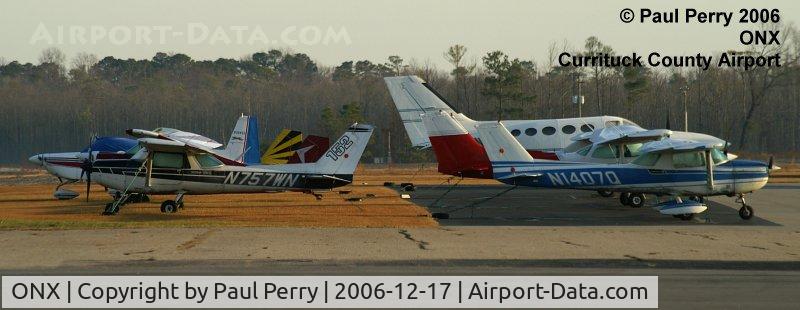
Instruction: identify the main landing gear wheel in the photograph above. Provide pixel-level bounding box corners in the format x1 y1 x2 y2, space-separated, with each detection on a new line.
102 203 119 216
675 214 694 221
160 200 179 213
739 205 754 220
597 190 614 198
619 192 632 206
629 193 646 208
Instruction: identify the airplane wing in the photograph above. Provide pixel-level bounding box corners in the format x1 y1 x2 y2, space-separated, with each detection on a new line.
638 138 725 154
126 128 224 150
137 138 207 154
594 129 672 146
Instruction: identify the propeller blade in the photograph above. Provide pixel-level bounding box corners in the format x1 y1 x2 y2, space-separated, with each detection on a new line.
768 156 774 170
85 172 91 202
723 141 728 156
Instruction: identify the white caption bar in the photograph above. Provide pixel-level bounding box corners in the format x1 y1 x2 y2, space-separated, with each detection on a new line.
2 276 657 308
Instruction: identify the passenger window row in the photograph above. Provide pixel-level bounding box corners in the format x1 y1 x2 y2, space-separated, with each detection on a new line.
509 124 595 137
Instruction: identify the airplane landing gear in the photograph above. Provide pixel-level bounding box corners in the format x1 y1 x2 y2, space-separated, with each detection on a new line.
620 192 631 206
161 193 185 214
102 193 131 215
736 194 754 220
629 193 646 208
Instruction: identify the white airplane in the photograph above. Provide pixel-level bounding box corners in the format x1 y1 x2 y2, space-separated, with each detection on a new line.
423 111 776 220
28 115 260 200
92 123 374 215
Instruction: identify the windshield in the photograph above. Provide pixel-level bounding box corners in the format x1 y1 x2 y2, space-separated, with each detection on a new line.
710 149 729 164
564 140 591 153
591 145 619 159
625 143 643 157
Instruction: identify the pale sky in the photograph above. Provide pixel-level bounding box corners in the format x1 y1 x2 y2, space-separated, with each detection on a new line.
1 0 798 69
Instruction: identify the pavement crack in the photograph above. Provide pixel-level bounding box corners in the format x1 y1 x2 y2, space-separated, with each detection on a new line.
398 229 429 250
560 240 589 248
123 249 154 256
742 245 768 250
177 229 216 251
674 231 718 241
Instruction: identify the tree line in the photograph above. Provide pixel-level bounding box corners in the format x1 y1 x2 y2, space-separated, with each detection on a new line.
1 28 799 164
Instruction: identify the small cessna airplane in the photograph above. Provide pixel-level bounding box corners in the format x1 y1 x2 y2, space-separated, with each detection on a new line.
28 115 261 201
422 111 775 220
92 123 373 215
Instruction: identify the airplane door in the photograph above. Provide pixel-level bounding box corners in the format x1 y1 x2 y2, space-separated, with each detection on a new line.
149 152 186 191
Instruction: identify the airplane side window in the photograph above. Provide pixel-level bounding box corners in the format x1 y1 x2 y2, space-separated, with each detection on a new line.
152 152 189 169
580 124 595 132
510 129 521 137
577 144 592 156
562 125 576 134
196 153 223 168
672 152 706 168
632 153 661 166
591 145 619 159
625 143 644 157
525 128 537 136
542 126 556 135
604 121 620 127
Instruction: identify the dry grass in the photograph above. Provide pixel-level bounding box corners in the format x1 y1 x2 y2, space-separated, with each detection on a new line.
0 183 436 230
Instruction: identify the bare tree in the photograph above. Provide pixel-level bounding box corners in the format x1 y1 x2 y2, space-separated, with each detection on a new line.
71 52 98 73
38 47 65 66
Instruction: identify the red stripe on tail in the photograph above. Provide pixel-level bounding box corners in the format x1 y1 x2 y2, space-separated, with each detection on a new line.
428 133 493 179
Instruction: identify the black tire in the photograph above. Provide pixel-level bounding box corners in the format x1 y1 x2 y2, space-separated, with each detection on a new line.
403 185 416 192
679 214 695 221
739 205 754 220
597 190 614 198
102 202 118 215
160 200 178 213
629 193 646 208
619 192 631 206
140 194 150 203
689 195 704 203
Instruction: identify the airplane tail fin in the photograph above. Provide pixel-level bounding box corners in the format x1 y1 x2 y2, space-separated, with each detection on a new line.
287 135 329 164
260 129 304 164
421 111 492 178
219 115 260 164
312 123 374 176
384 75 474 149
475 122 535 164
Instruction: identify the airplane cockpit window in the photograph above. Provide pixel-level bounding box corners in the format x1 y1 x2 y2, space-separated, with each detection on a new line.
196 153 223 168
542 126 556 135
710 149 729 164
672 152 706 168
525 128 537 136
510 129 521 137
577 144 592 156
125 144 141 155
580 124 595 132
624 143 644 157
591 145 619 159
152 152 189 169
564 140 591 153
622 119 640 126
562 125 576 134
632 153 661 166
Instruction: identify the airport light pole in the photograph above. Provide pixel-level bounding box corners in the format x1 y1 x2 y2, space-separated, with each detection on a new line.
680 85 689 131
573 73 584 117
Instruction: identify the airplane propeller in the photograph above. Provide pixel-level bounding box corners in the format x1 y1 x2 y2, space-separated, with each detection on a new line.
79 136 96 202
768 156 774 171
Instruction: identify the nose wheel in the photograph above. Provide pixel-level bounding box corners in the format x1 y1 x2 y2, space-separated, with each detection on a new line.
736 194 754 220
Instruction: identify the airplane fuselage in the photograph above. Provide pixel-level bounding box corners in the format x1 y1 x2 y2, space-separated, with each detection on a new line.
491 159 769 196
91 159 352 195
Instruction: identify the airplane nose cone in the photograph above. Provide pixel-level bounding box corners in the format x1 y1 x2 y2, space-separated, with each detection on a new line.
28 155 43 165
